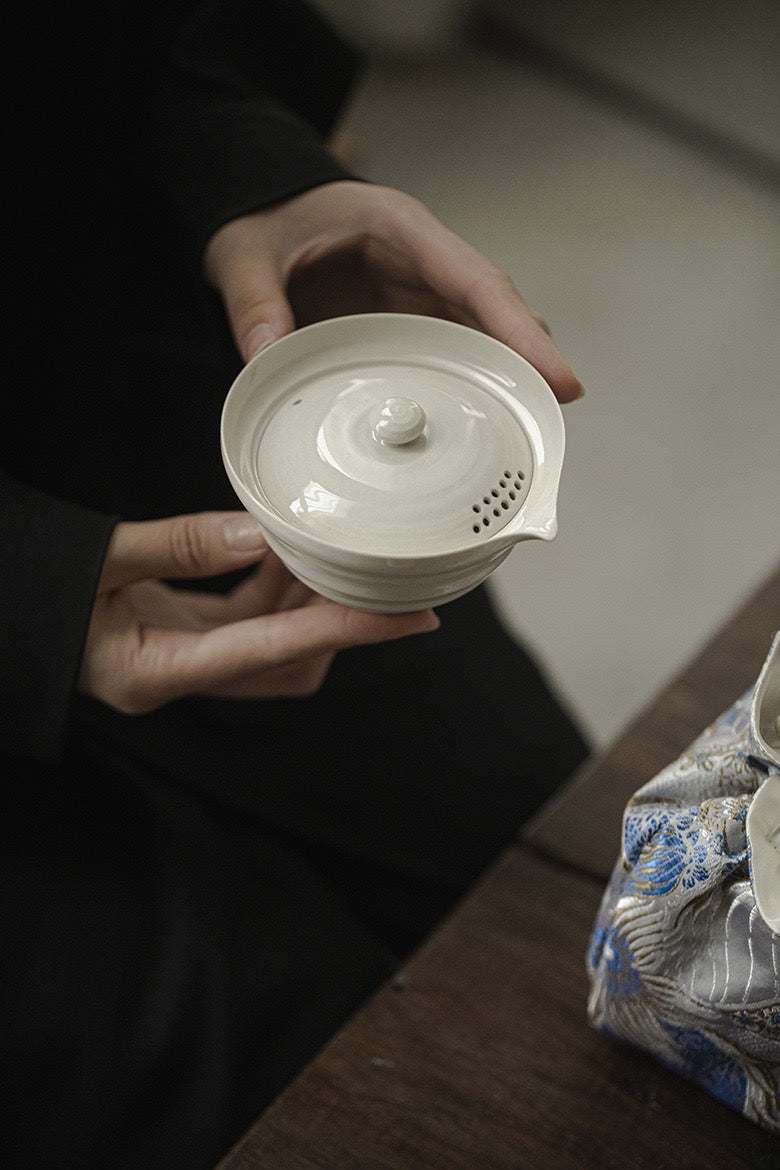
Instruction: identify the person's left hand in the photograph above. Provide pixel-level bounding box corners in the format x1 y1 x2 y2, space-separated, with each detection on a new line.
78 510 439 713
203 180 584 404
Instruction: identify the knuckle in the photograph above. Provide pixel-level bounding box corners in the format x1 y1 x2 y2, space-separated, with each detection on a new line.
109 664 163 715
169 515 214 576
111 691 150 717
461 265 523 317
360 184 424 235
98 674 151 716
113 637 174 716
474 265 515 296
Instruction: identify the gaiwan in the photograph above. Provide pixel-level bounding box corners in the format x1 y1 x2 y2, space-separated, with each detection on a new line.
221 312 565 612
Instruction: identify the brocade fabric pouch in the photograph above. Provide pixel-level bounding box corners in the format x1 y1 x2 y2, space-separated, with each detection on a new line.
587 633 780 1132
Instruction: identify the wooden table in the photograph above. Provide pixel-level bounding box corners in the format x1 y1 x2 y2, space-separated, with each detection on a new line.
216 564 780 1170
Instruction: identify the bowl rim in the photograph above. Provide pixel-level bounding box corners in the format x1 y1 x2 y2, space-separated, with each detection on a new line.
220 312 564 565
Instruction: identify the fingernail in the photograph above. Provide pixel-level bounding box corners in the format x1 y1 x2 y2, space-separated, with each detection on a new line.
243 323 276 361
223 514 266 550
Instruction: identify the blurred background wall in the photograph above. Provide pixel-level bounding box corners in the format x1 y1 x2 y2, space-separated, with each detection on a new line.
312 0 780 747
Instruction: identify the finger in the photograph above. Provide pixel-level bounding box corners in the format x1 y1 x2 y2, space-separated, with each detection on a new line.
100 512 270 592
203 551 312 624
203 216 296 361
383 196 585 403
161 602 440 700
463 274 584 402
205 650 338 700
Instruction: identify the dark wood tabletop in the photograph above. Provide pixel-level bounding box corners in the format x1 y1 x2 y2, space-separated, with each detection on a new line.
216 563 780 1170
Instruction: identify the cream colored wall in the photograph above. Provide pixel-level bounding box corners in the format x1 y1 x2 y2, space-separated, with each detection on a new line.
313 1 780 745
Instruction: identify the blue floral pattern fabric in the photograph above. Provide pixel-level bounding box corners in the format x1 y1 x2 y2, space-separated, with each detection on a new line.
587 672 780 1132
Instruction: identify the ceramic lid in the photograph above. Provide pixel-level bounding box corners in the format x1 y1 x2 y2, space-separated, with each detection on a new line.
222 314 563 558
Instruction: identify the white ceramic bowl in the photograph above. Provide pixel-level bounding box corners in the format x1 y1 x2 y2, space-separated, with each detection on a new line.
746 632 780 933
221 313 565 612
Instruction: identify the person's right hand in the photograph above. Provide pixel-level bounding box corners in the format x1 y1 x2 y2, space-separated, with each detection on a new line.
203 181 585 404
78 510 439 714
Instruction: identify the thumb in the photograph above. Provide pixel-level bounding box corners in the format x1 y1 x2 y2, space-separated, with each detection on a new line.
225 268 296 363
203 220 296 362
99 512 269 592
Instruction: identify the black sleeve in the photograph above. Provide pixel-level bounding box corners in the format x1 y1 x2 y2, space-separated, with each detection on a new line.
1 1 363 765
0 473 117 764
149 0 364 255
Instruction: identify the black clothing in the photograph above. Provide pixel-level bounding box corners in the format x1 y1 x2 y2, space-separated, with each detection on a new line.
4 0 358 761
1 3 589 1167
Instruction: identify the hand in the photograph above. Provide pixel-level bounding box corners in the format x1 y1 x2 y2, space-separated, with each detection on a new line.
78 511 439 714
203 181 584 403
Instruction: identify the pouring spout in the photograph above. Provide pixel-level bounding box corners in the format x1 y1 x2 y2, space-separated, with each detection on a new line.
493 510 558 549
520 515 558 542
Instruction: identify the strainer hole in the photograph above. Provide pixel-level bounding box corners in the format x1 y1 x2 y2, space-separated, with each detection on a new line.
482 517 490 528
472 504 481 513
501 500 509 510
509 490 516 501
473 525 481 534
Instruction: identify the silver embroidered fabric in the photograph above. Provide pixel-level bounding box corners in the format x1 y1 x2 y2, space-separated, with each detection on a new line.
587 665 780 1132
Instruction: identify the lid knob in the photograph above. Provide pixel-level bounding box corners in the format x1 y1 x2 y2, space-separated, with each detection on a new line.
371 397 426 446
